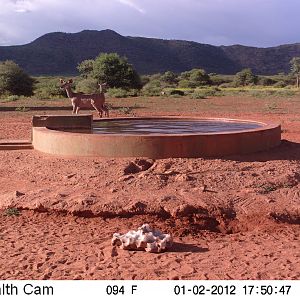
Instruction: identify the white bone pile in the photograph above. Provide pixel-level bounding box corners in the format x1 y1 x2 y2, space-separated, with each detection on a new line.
112 224 173 253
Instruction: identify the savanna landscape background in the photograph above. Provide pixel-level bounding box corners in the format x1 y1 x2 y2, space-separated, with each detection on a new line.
0 24 299 280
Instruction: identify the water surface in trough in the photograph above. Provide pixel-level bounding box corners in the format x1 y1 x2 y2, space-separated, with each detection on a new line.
89 119 262 135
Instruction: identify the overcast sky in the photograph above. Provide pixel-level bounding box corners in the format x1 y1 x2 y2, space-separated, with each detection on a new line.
0 0 299 47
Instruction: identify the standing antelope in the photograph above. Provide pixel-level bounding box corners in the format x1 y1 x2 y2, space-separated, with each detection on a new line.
60 79 109 117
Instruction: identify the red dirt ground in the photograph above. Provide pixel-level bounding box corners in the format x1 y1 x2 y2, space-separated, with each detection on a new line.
0 96 299 280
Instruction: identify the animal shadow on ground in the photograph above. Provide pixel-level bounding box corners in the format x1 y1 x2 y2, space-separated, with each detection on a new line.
170 242 209 253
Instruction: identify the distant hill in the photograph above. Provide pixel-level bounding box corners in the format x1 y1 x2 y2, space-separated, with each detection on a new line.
0 29 300 76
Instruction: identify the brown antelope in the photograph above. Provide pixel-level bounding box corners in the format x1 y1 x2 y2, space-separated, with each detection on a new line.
60 79 109 117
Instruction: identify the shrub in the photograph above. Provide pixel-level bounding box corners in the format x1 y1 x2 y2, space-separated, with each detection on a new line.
273 81 287 88
191 90 206 99
75 78 99 93
210 75 233 86
160 71 178 86
34 77 66 99
4 208 21 216
6 95 20 101
0 60 34 96
179 68 211 88
257 76 276 86
149 73 162 81
233 68 258 86
141 86 162 96
15 106 30 112
108 88 139 98
188 69 211 86
191 87 222 99
141 80 162 96
178 79 192 88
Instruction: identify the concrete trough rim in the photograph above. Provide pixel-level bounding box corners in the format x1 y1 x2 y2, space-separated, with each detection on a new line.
32 116 281 158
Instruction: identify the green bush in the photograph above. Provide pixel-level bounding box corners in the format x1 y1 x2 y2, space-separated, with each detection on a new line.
149 73 162 81
191 90 206 99
141 80 162 96
178 79 192 88
15 106 30 112
257 76 277 86
160 71 178 86
233 68 258 86
4 208 21 216
34 78 66 99
6 95 20 101
107 88 139 98
179 69 211 88
0 60 34 96
273 81 287 88
191 87 222 99
210 74 234 86
75 78 99 93
141 86 162 96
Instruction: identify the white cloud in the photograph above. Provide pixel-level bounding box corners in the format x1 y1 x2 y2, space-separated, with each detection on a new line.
117 0 145 14
14 0 36 13
0 0 36 14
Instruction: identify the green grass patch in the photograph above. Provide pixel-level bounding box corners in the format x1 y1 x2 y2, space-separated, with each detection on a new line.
15 106 30 112
4 208 21 216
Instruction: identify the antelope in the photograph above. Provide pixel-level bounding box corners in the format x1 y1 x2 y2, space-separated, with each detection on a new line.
60 79 109 117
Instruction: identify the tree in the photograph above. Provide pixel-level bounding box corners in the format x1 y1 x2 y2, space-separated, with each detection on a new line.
189 69 211 86
92 53 141 89
0 60 34 96
178 79 191 88
233 68 258 86
179 68 210 88
77 59 94 78
290 57 300 88
160 71 178 86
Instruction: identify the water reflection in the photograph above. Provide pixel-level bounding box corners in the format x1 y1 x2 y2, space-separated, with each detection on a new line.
85 119 262 135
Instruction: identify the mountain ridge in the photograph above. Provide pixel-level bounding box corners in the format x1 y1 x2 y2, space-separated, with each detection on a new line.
0 29 299 76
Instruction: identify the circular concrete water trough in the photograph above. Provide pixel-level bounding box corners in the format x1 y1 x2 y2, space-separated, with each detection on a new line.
32 116 281 158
